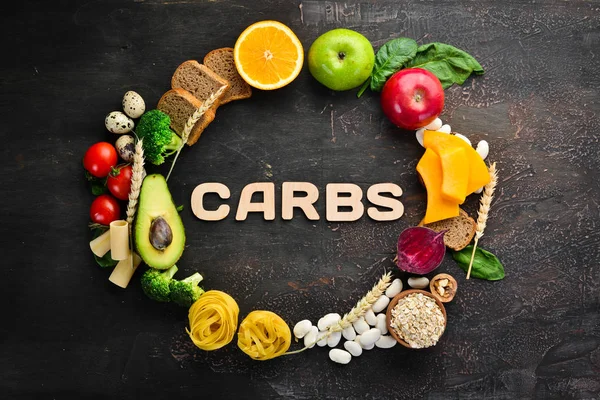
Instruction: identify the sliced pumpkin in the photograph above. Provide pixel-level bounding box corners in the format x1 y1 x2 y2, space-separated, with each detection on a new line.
423 130 491 194
416 148 460 224
439 147 469 204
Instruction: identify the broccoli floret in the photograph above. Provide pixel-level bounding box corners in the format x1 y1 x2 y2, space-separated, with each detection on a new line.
169 272 205 307
140 265 178 302
135 110 182 165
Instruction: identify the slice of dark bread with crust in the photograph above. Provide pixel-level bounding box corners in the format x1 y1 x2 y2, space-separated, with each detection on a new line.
203 47 252 104
419 208 476 251
157 88 216 146
171 60 230 106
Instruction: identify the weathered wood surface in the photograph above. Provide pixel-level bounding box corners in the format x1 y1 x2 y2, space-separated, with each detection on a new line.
2 0 599 398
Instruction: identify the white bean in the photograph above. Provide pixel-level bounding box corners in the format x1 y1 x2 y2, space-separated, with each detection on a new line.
474 186 484 194
352 317 370 334
360 328 381 347
375 313 388 335
408 276 429 289
454 133 472 146
317 331 328 347
365 309 377 326
375 335 397 349
416 128 425 147
476 140 489 160
372 295 390 313
362 342 375 350
437 124 452 133
344 340 363 357
304 326 318 349
385 279 403 298
329 349 352 364
327 331 342 347
293 320 312 339
317 313 341 331
342 325 356 341
424 118 443 131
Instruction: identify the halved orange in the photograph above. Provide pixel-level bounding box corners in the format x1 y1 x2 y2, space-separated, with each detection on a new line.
234 20 304 90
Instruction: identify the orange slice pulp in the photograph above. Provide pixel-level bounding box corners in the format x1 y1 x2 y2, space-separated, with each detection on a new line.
233 20 304 90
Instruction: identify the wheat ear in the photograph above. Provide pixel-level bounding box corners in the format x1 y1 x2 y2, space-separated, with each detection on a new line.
466 162 498 279
283 271 392 355
166 85 227 181
125 139 145 269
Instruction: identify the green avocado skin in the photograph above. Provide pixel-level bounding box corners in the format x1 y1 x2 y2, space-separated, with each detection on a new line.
134 174 185 270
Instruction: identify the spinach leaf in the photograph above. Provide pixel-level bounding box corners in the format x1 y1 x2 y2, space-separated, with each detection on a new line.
91 229 118 268
85 171 107 195
452 245 505 280
405 42 484 89
371 38 418 92
357 37 417 98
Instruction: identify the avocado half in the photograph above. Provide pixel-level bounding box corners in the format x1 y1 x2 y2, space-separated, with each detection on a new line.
134 174 185 270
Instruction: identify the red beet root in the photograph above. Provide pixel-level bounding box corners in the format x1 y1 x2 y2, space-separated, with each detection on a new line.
396 227 446 275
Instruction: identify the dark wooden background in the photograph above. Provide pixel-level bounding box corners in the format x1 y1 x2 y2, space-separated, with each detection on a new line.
2 0 599 399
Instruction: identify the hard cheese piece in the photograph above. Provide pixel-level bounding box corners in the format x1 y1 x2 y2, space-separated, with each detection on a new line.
416 148 460 224
423 130 491 194
439 147 469 204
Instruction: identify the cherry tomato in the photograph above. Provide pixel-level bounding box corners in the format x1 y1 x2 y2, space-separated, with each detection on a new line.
90 194 121 225
107 165 133 201
83 142 118 178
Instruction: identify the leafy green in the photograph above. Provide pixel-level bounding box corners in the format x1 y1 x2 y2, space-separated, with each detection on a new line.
91 229 117 268
85 171 107 195
404 42 484 89
452 245 505 281
371 38 418 92
357 37 418 97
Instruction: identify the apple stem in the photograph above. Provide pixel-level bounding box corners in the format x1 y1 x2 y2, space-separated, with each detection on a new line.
338 51 346 61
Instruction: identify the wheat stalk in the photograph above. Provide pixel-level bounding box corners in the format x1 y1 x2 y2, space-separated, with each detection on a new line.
330 271 392 332
126 138 145 225
124 139 145 270
166 85 227 181
283 271 392 355
466 162 498 279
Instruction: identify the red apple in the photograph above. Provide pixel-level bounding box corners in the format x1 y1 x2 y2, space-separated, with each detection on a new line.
380 68 444 130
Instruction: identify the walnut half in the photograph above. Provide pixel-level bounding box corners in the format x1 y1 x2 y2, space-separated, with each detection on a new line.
430 273 458 303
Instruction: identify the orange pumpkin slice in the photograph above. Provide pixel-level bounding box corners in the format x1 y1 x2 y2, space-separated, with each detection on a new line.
233 20 304 90
417 148 460 224
423 130 491 195
439 147 469 204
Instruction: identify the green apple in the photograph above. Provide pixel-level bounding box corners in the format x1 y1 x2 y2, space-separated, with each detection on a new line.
308 28 375 91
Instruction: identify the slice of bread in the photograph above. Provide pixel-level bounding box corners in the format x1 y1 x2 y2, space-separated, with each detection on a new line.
157 88 216 146
171 60 230 105
419 208 476 251
203 48 252 104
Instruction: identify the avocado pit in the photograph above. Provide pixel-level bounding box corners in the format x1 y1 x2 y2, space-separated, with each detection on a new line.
150 216 173 250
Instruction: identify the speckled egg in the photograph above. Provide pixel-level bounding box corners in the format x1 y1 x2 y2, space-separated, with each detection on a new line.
122 91 146 119
105 111 134 134
115 135 135 163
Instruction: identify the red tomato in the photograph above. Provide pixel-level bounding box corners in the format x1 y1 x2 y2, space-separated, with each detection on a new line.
90 194 121 225
83 142 118 178
107 165 133 201
380 68 444 130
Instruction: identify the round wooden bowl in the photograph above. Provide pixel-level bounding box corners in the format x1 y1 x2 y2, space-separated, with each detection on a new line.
386 289 447 349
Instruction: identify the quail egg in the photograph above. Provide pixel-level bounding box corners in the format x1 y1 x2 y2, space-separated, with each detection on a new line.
115 135 135 163
105 111 134 134
122 91 146 119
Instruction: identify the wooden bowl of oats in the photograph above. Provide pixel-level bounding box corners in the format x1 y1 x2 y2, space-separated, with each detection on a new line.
386 289 447 349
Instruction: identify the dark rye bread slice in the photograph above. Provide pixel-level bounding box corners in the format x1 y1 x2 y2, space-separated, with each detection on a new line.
419 208 476 251
171 60 230 105
157 88 216 146
203 47 252 104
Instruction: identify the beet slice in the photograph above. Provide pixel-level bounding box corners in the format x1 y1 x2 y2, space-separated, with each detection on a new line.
396 227 446 275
